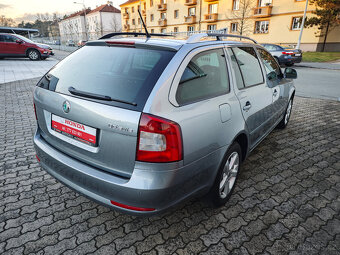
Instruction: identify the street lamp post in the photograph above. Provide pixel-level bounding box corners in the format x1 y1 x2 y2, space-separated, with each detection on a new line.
296 0 308 50
74 0 88 41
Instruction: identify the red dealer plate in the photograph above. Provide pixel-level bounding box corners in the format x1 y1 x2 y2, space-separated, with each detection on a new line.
51 114 97 146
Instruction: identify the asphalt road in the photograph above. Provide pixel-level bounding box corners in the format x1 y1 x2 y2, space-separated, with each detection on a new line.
294 66 340 101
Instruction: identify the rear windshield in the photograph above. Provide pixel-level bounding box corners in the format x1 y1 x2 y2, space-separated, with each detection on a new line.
49 45 175 111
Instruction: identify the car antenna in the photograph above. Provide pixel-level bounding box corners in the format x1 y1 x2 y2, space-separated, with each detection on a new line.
138 9 150 39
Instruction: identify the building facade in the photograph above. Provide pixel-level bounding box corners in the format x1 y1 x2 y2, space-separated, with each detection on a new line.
120 0 340 51
59 2 121 43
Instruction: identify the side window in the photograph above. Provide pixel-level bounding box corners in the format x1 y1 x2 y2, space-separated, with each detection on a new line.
0 35 4 42
5 35 17 42
226 48 244 89
232 47 264 87
176 49 230 105
257 48 281 78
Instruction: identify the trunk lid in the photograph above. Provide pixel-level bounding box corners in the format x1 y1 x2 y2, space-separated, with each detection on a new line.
34 44 175 177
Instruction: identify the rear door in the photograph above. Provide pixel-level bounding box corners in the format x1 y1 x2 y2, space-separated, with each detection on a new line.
226 46 273 149
34 44 175 177
3 35 20 55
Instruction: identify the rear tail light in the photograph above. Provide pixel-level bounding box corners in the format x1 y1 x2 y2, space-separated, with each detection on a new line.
136 113 183 163
282 51 294 55
34 103 37 120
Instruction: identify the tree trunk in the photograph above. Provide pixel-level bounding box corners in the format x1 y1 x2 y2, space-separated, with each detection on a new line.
322 20 330 52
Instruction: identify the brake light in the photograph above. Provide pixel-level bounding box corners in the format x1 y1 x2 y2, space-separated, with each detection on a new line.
110 200 155 212
34 103 37 120
282 51 294 55
106 41 135 46
136 113 183 163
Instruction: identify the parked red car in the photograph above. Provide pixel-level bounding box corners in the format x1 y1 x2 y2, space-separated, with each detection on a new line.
0 33 53 60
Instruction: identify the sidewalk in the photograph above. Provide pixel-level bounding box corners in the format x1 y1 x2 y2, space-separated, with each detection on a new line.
295 60 340 70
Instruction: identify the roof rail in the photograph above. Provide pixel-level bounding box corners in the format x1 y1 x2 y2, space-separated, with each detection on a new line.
99 32 171 40
186 33 258 44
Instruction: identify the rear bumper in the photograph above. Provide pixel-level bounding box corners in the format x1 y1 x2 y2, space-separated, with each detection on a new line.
278 55 302 64
34 130 222 215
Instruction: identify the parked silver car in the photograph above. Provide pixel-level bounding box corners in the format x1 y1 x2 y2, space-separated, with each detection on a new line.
33 33 297 215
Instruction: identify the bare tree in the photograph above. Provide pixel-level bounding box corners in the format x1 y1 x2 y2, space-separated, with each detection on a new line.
109 14 121 32
0 15 15 26
226 0 256 37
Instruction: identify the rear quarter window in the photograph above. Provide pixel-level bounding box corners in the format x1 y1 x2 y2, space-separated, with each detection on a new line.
48 45 175 111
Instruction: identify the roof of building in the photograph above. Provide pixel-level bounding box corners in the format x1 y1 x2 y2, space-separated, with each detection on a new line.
61 9 91 21
88 4 121 14
120 0 140 7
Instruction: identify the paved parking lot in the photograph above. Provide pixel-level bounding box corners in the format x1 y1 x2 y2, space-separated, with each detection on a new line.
0 78 339 254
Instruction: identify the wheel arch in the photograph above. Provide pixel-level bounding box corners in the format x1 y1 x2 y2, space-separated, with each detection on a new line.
232 132 249 162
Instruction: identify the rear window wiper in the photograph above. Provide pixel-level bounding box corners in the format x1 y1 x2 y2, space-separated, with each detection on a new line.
68 87 137 106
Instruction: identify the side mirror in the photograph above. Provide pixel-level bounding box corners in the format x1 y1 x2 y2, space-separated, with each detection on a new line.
16 39 23 44
284 67 297 79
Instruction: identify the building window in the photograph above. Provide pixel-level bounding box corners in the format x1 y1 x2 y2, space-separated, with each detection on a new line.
132 6 134 13
254 20 269 33
174 10 179 18
138 18 141 24
291 17 302 30
188 7 196 16
209 4 218 14
258 0 272 6
174 27 178 32
161 28 166 33
207 24 217 31
132 19 135 25
231 22 238 33
125 8 128 13
188 26 195 32
233 0 240 10
151 14 154 21
161 12 166 20
150 0 153 6
151 28 154 33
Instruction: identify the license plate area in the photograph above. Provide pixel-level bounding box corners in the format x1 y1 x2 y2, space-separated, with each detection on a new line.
295 53 301 56
51 114 97 147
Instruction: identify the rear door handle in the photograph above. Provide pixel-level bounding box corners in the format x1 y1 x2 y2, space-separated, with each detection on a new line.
273 89 278 97
243 101 252 111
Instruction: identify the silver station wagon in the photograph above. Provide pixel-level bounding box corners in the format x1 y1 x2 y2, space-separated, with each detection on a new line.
33 32 297 215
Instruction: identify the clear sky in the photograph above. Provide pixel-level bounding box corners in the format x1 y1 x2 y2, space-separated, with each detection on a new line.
0 0 127 22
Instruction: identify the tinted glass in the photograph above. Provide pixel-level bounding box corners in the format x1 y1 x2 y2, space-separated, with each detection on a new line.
257 48 281 76
0 35 4 42
232 47 263 87
3 35 17 43
50 46 175 111
227 48 244 89
177 49 229 105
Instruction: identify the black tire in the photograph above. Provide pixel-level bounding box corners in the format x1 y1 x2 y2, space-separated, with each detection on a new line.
41 57 47 60
27 49 40 61
210 142 242 207
286 63 294 67
274 56 280 65
277 98 293 129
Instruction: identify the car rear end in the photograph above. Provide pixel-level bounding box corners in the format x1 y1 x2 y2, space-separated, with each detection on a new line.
33 38 192 214
278 46 302 65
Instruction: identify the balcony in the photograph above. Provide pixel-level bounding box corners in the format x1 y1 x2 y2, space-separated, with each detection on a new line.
184 15 196 24
123 13 129 19
253 6 273 18
158 19 167 26
157 3 167 11
123 24 130 30
204 0 218 2
142 10 146 16
204 13 218 22
185 0 197 6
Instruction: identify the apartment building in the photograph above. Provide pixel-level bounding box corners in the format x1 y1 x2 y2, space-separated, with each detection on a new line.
59 2 121 43
120 0 340 51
